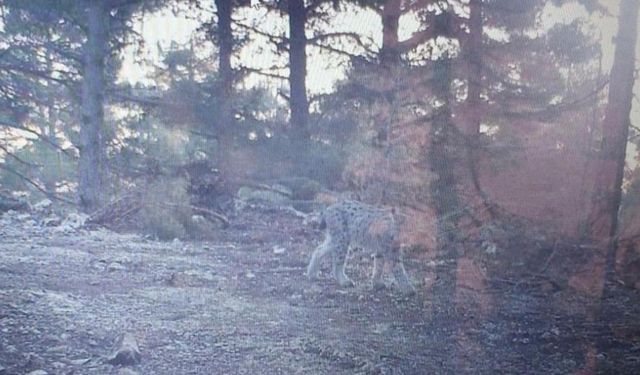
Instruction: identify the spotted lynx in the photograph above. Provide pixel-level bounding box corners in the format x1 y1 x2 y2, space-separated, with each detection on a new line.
306 200 416 294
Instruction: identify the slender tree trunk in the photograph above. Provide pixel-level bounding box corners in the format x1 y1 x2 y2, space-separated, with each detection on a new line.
380 0 401 67
288 0 309 139
215 0 233 138
465 0 482 137
79 0 108 212
587 0 638 244
429 10 463 372
45 43 59 197
593 0 639 371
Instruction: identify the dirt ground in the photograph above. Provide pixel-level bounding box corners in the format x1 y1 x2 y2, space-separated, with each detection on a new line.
1 205 640 374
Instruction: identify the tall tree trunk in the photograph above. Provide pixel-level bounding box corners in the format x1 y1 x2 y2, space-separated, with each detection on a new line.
45 42 59 197
288 0 309 139
380 0 401 67
215 0 233 138
429 10 463 372
593 0 639 371
79 0 108 212
462 0 495 220
465 0 482 137
586 0 638 244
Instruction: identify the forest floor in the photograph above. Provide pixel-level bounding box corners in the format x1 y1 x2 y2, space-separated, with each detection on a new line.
1 204 640 375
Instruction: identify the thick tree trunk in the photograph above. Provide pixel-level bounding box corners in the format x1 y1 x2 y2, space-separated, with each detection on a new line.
461 0 496 220
79 0 108 212
429 11 463 372
288 0 309 139
215 0 233 137
380 0 401 67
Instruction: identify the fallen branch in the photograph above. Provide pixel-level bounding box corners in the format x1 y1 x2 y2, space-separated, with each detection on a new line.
87 192 143 224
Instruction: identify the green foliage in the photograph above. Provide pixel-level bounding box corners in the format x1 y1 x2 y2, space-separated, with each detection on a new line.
248 134 345 188
139 176 193 240
0 141 75 201
327 63 434 205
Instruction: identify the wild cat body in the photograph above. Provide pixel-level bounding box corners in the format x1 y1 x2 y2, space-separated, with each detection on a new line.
306 200 416 294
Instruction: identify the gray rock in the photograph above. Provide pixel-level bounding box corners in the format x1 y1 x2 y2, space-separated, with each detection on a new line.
26 370 48 375
68 357 91 366
51 362 65 369
117 368 140 375
59 212 88 231
107 333 141 366
41 215 62 227
237 186 291 204
32 199 52 212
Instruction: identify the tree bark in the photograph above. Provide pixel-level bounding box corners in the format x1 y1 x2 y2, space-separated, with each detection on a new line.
593 0 639 371
429 10 463 372
380 0 401 67
215 0 234 137
45 42 60 197
288 0 309 139
587 0 638 244
462 0 495 219
465 0 482 137
79 0 108 212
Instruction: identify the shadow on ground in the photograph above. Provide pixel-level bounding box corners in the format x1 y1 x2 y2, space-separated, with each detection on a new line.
1 206 639 374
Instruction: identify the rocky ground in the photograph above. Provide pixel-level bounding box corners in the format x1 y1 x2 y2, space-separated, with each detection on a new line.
1 204 640 374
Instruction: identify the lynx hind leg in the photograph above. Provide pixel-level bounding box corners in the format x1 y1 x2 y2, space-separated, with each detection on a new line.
307 236 332 280
371 254 386 291
332 243 354 287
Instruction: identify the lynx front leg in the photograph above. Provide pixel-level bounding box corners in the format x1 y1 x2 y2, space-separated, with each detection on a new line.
332 246 354 287
371 254 386 291
306 236 332 280
391 259 416 295
387 248 416 295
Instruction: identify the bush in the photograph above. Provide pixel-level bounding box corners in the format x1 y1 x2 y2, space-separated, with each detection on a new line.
138 177 193 240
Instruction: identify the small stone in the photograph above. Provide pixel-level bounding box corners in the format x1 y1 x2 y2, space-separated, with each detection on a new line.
16 213 31 222
60 212 88 230
42 215 62 227
26 370 48 375
51 362 65 369
272 246 286 255
108 333 141 366
69 357 91 366
246 271 255 279
483 241 497 254
33 199 52 212
107 262 126 272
